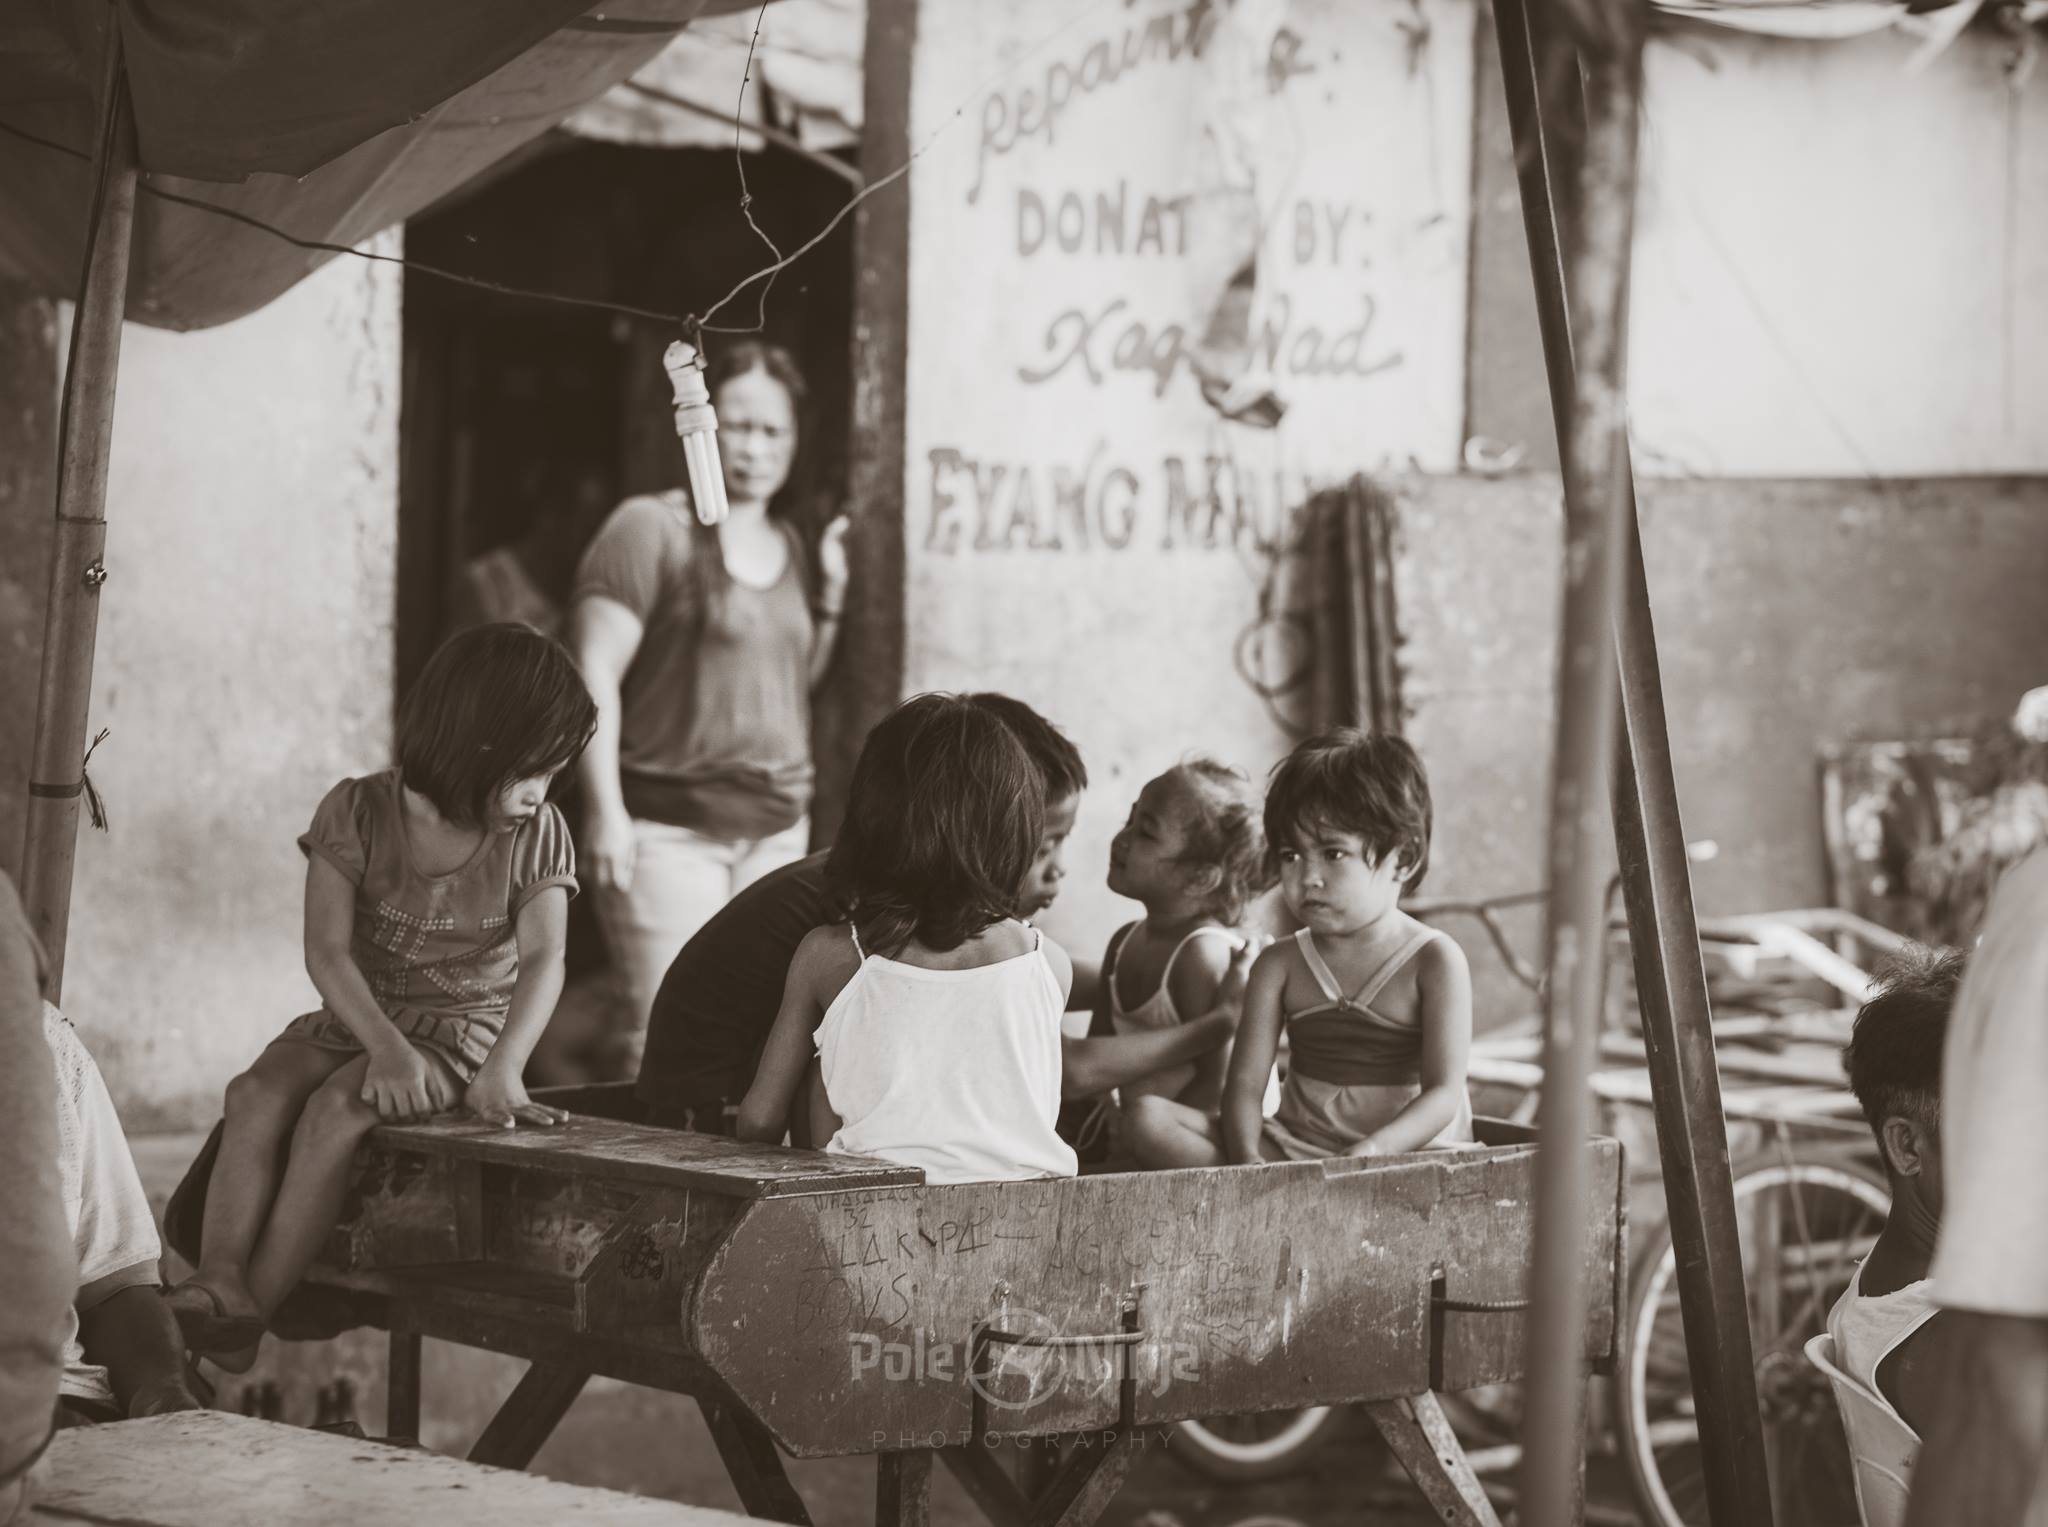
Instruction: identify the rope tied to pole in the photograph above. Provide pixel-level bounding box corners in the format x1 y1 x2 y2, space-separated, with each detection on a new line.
28 728 111 831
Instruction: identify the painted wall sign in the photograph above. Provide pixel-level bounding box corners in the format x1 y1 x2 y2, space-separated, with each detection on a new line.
896 0 1475 951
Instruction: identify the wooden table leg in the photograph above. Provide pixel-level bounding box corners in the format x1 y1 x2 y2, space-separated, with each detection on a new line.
1026 1432 1130 1527
941 1446 1026 1527
468 1362 589 1470
386 1324 422 1442
1364 1393 1503 1527
1015 1437 1061 1499
702 1398 815 1526
877 1449 934 1527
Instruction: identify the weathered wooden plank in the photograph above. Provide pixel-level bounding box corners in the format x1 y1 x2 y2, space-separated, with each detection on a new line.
367 1115 922 1198
322 1148 484 1270
29 1411 754 1525
1431 1138 1623 1391
695 1159 1446 1454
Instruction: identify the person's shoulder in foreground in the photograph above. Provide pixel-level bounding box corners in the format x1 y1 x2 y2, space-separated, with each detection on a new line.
0 875 69 1521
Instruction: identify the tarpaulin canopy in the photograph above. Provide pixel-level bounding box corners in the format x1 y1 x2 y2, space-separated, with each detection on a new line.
565 0 863 154
0 0 766 329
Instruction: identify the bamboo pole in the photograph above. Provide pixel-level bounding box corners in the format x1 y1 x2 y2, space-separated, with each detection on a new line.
1513 9 1644 1523
1492 0 1776 1522
20 26 138 998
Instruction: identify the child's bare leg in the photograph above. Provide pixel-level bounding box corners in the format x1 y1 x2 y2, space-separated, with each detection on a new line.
1126 1095 1235 1169
183 1040 359 1318
243 1048 462 1318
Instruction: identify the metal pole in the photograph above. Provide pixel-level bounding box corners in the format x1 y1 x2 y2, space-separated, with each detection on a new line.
1492 1 1776 1523
20 25 138 997
1510 5 1642 1523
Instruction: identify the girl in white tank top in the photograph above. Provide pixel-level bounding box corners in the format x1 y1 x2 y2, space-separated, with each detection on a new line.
735 694 1078 1184
815 920 1075 1183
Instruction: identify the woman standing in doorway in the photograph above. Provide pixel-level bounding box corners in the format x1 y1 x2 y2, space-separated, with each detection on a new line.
571 343 850 1072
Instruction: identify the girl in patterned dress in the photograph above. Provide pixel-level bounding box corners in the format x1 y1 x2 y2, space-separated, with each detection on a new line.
165 624 595 1369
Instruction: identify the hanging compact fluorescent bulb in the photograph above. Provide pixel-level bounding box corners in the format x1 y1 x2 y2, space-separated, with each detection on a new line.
664 340 729 526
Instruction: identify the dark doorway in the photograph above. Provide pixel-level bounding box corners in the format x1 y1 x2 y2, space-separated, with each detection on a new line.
397 133 857 690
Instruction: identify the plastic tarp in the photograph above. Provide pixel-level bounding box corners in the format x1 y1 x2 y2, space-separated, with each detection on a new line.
565 0 863 153
0 0 756 329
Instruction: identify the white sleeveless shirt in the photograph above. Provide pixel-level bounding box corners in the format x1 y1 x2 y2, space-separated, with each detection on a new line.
1828 1262 1940 1438
814 923 1078 1185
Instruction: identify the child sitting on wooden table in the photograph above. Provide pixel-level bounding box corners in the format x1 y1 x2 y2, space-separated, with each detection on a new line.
1087 761 1277 1149
641 693 1245 1144
737 695 1244 1183
1131 729 1474 1166
165 624 594 1371
738 693 1073 1181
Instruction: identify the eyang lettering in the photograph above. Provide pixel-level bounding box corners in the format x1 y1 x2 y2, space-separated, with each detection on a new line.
924 446 1324 555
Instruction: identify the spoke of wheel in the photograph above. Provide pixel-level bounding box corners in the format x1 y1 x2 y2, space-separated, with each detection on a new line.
1774 1135 1831 1339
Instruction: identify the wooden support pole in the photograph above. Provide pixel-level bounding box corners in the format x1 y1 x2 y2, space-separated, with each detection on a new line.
1514 12 1641 1518
20 25 137 995
1491 0 1776 1523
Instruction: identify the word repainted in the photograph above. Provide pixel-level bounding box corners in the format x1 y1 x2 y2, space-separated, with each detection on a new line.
969 0 1219 204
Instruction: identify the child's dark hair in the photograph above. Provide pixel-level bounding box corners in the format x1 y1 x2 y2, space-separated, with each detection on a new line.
828 693 1045 955
1264 729 1434 891
964 693 1088 802
1171 760 1276 923
398 624 597 829
1843 944 1963 1155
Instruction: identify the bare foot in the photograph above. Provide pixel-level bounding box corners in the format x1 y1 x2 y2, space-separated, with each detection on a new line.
164 1276 265 1355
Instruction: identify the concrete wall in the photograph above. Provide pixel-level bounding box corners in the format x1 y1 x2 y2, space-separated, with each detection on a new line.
1628 30 2048 478
1398 473 2048 1023
1468 25 2048 479
899 0 1476 955
7 241 401 1130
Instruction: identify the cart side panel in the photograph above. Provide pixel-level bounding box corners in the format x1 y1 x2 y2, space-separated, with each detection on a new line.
693 1157 1477 1456
1431 1136 1624 1391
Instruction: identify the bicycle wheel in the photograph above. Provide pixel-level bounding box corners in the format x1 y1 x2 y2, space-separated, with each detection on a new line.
1618 1154 1889 1527
1166 1407 1346 1482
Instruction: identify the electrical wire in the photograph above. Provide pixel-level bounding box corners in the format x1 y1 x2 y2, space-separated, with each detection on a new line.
724 1 784 337
0 116 700 327
3 0 1110 346
621 82 860 188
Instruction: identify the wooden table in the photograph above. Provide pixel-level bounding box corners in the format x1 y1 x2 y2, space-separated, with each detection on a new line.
283 1087 1625 1527
28 1410 754 1525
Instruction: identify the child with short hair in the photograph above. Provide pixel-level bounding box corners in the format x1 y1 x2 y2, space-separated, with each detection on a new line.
1830 946 1966 1446
166 623 596 1368
1096 762 1275 1113
1131 729 1473 1167
737 693 1079 1183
